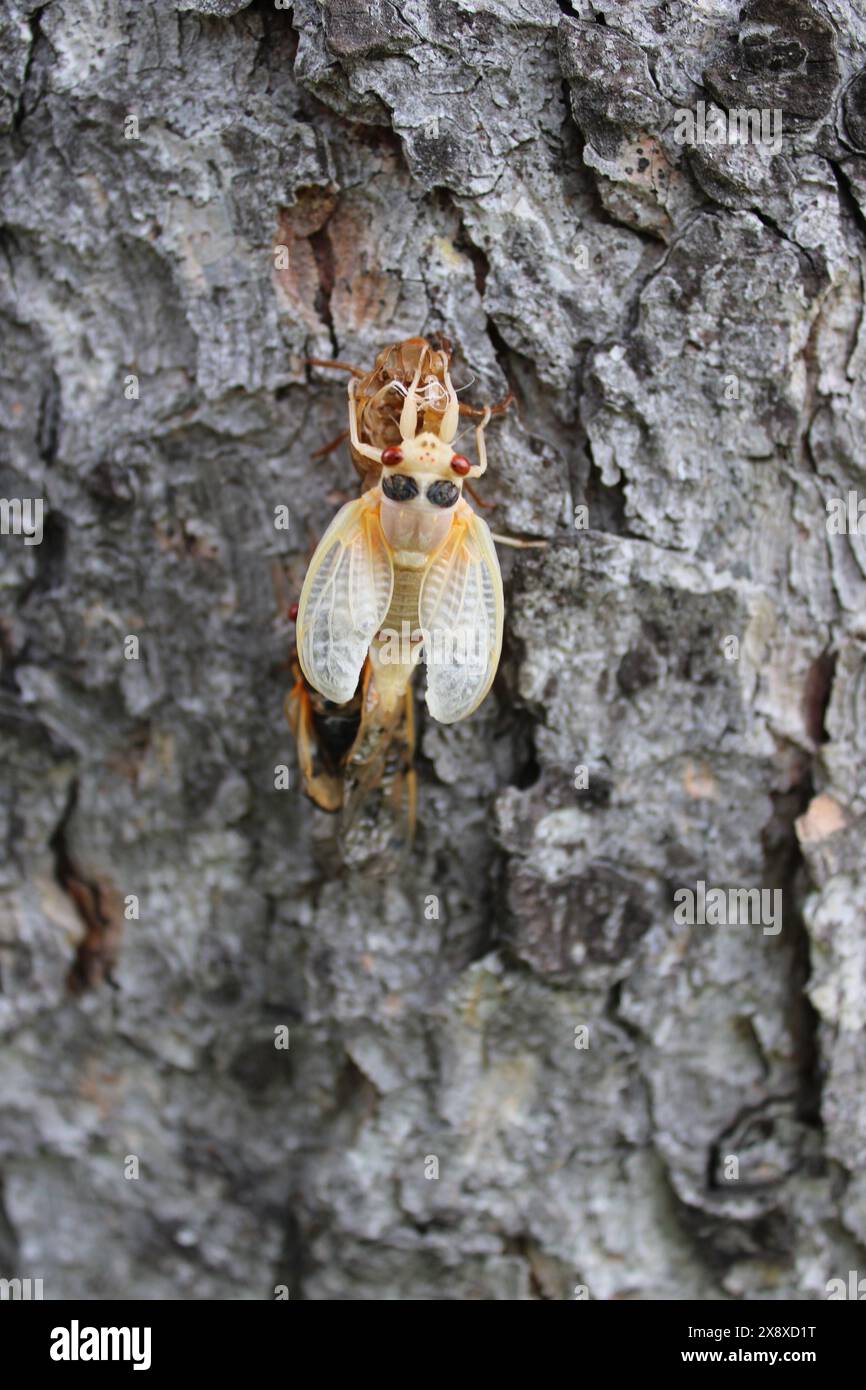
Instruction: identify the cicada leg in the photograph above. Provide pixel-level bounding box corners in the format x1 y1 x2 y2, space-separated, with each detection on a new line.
310 427 350 461
306 356 365 378
490 533 548 549
463 481 496 511
458 389 514 420
402 678 418 843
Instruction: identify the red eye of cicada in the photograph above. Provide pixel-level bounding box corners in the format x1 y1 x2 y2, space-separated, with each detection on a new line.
450 454 471 476
380 446 403 466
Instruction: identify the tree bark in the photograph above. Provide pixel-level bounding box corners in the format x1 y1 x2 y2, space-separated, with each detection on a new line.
1 0 865 1299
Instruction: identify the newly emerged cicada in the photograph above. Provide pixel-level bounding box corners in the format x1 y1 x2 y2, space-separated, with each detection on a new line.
288 338 513 846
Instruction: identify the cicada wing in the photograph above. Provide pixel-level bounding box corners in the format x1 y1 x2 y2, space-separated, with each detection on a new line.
296 495 394 705
418 505 504 724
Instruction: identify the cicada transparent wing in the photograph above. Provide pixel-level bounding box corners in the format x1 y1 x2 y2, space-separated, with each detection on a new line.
418 502 504 724
296 493 394 705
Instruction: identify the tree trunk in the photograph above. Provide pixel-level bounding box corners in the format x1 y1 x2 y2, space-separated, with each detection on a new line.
1 0 865 1300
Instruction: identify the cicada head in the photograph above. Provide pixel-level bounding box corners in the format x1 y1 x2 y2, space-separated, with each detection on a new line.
375 354 476 482
384 430 476 483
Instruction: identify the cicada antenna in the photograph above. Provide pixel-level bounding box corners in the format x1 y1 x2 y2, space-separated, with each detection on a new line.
398 355 426 440
439 364 460 444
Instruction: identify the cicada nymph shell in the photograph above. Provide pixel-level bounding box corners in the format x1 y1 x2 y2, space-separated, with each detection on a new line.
349 337 459 489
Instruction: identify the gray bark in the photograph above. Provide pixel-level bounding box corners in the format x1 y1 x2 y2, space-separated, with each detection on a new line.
1 0 865 1300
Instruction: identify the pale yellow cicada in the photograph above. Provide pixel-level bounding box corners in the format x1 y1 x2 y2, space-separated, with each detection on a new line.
287 338 516 844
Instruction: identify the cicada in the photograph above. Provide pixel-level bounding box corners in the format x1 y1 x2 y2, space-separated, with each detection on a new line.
288 338 510 844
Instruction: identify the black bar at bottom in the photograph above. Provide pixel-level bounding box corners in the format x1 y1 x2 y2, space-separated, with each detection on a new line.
0 1296 859 1375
